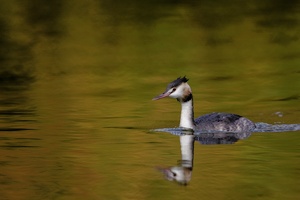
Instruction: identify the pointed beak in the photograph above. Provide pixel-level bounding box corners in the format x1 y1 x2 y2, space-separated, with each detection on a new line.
152 91 171 100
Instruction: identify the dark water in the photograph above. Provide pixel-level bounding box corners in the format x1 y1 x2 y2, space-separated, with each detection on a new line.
1 1 300 199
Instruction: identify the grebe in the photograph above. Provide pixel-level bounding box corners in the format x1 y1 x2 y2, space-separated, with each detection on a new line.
153 76 255 132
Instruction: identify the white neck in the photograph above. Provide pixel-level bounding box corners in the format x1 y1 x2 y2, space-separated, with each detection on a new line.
179 98 195 129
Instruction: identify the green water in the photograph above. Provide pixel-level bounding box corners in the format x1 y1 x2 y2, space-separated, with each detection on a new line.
0 1 300 199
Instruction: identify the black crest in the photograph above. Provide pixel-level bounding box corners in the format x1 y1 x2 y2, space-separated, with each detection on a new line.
166 76 189 90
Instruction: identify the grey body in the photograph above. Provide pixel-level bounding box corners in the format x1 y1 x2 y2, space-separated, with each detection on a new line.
194 112 255 132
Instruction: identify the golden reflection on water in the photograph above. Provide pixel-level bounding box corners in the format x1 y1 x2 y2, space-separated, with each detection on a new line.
0 0 300 199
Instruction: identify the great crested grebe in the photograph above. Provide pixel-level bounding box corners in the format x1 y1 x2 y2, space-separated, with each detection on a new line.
153 76 255 132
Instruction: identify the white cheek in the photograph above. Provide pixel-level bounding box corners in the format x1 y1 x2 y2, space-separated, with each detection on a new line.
169 85 185 98
169 90 181 98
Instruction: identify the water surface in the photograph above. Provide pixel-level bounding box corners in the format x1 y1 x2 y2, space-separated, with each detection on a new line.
0 1 300 200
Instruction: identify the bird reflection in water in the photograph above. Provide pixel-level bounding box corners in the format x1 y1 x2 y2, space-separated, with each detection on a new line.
156 129 251 185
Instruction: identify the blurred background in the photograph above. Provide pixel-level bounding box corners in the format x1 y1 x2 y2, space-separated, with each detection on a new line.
0 0 299 199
